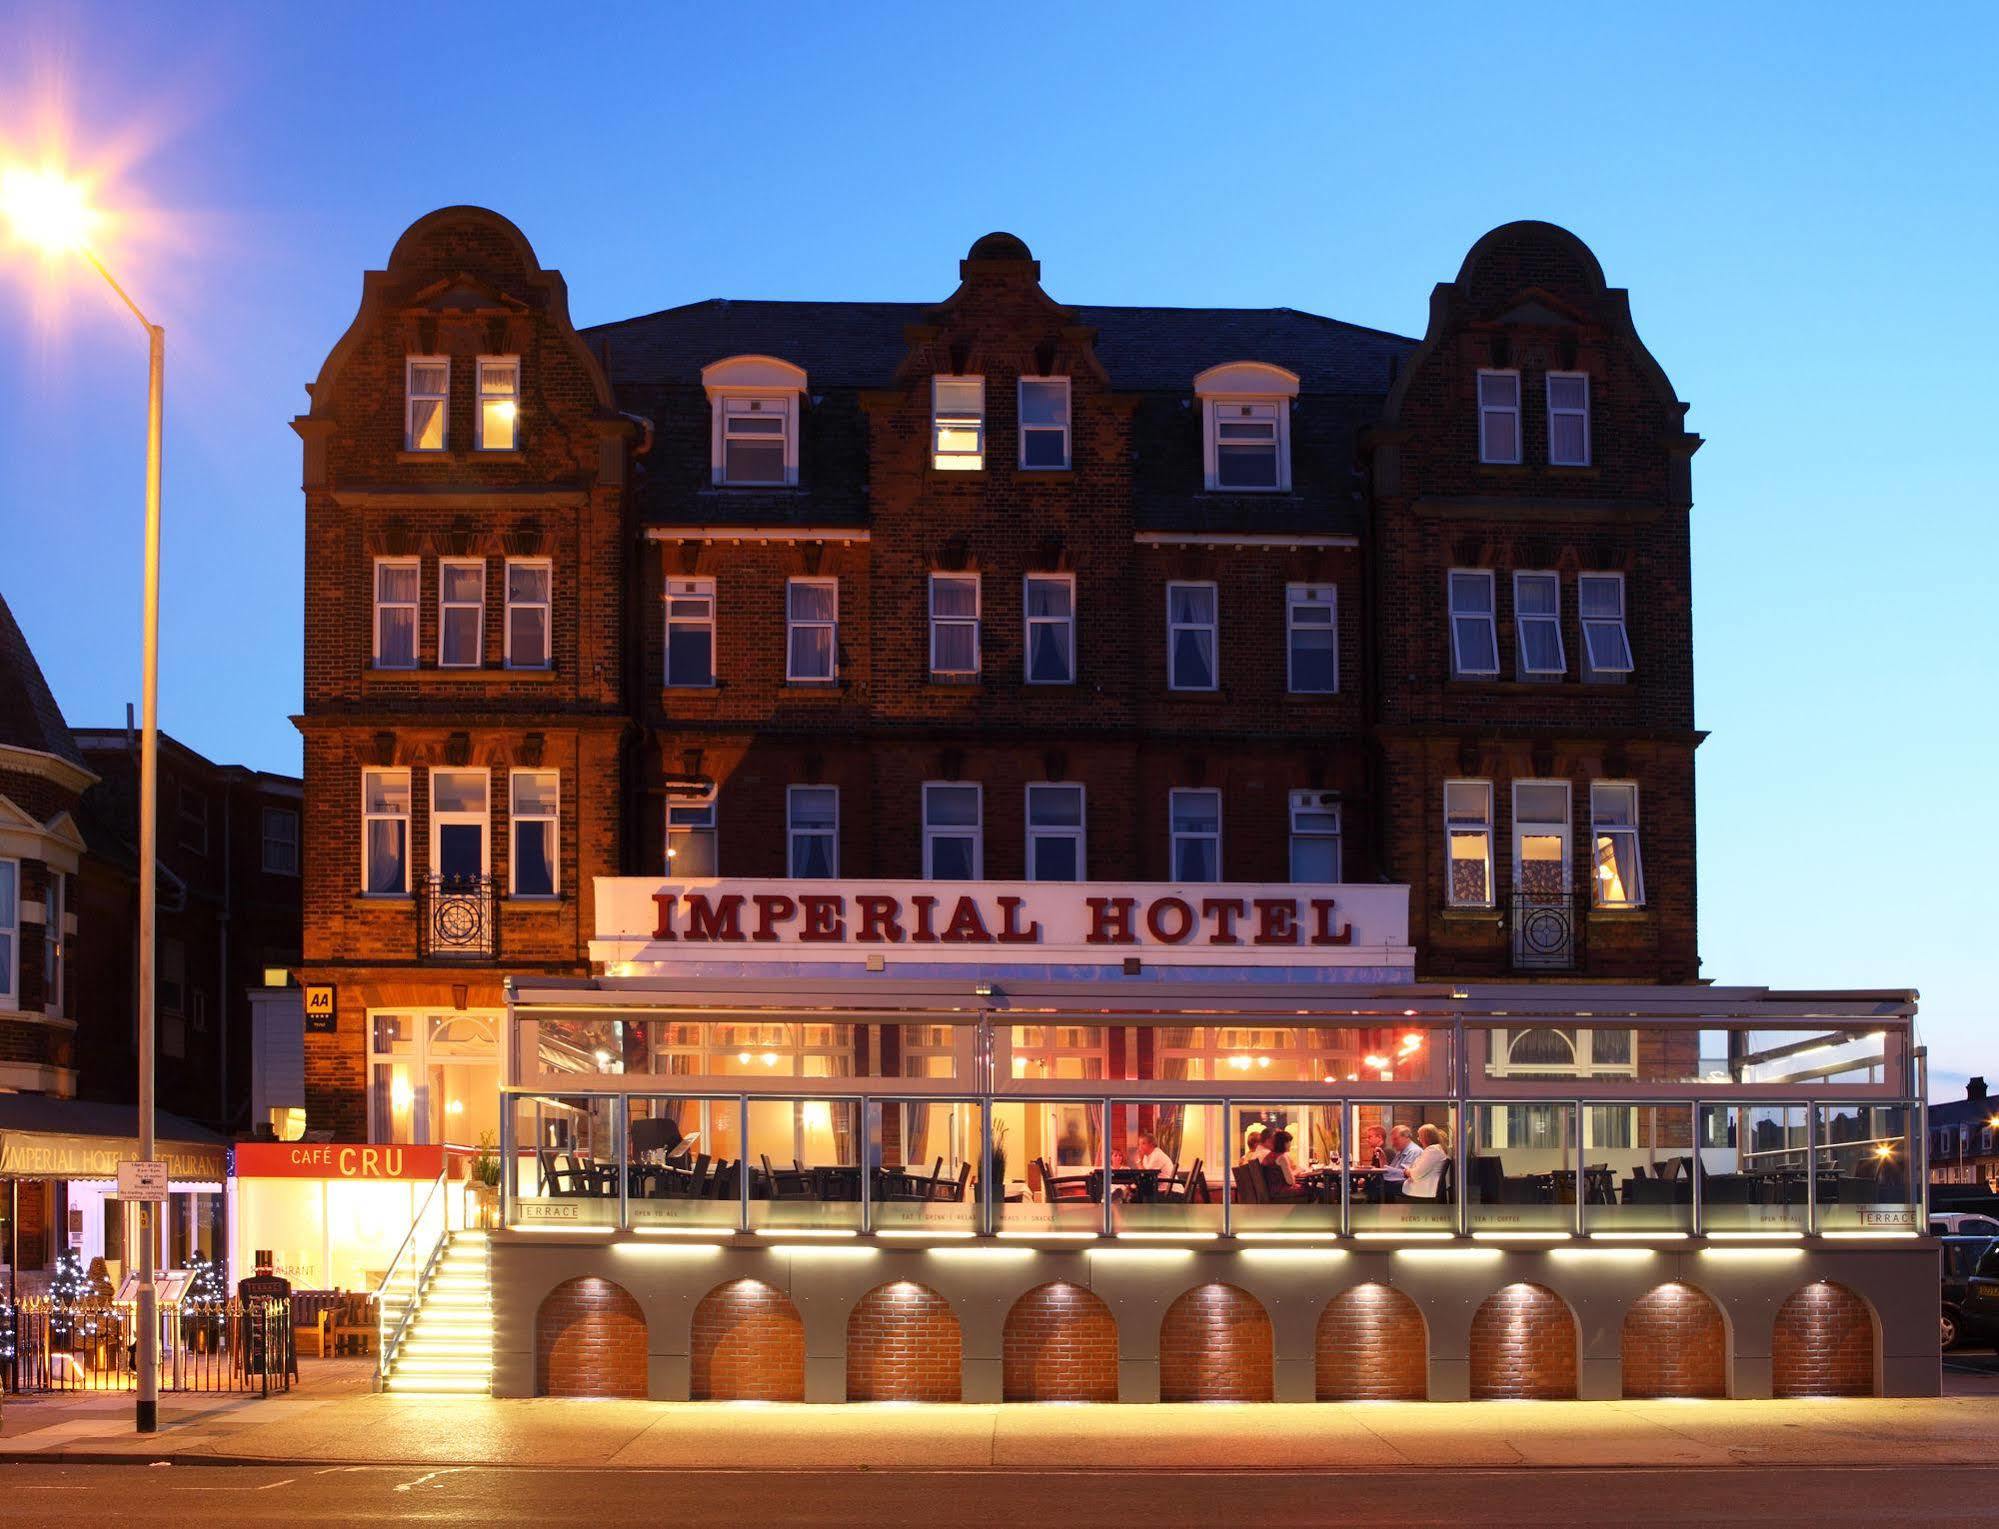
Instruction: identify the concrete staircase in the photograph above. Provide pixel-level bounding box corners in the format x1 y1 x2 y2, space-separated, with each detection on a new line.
379 1230 493 1395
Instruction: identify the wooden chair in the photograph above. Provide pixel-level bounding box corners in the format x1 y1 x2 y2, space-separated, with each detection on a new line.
293 1306 330 1360
1038 1158 1097 1203
932 1162 973 1203
1231 1162 1271 1205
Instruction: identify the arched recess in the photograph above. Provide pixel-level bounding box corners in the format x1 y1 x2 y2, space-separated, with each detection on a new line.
1622 1282 1728 1398
534 1276 647 1399
847 1281 962 1402
690 1279 805 1402
1772 1280 1877 1398
1002 1282 1118 1403
1468 1282 1578 1400
1159 1282 1274 1403
1317 1283 1427 1401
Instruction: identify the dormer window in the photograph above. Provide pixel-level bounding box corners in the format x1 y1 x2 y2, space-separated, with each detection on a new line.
701 355 806 487
405 357 449 451
933 376 985 471
1193 362 1297 492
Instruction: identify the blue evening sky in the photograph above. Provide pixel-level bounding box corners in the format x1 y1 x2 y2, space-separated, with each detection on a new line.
0 4 1991 1094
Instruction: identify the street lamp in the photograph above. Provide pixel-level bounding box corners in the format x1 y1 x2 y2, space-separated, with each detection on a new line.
2 163 166 1435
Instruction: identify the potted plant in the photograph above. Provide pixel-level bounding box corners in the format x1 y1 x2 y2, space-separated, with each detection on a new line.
988 1117 1009 1196
467 1132 502 1228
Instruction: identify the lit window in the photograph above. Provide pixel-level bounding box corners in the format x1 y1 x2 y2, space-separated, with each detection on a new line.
1286 583 1338 693
929 573 981 677
1018 377 1070 469
404 356 449 451
1444 780 1493 908
40 871 62 1013
510 770 559 898
1579 573 1634 676
429 770 491 888
1024 574 1076 684
1513 780 1573 903
1447 569 1499 678
362 769 412 895
1026 783 1085 882
1289 791 1342 883
666 790 718 875
373 558 419 669
719 395 791 485
665 577 716 687
1167 582 1218 691
1590 782 1644 908
932 376 985 471
786 578 838 682
1513 570 1565 677
476 356 519 451
1170 788 1222 882
1547 372 1590 466
787 786 839 878
922 783 982 879
261 808 299 876
0 858 16 1001
178 785 209 855
1477 370 1521 464
505 560 551 670
439 559 485 669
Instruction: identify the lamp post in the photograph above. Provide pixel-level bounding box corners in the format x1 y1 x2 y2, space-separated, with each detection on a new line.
3 166 165 1434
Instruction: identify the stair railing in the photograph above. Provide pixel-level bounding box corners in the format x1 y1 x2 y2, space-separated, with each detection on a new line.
375 1165 449 1387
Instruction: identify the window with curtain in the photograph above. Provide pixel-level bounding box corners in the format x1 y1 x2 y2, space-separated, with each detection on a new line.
1579 573 1634 676
362 770 411 895
1167 582 1218 690
439 559 485 668
928 573 980 676
373 559 419 669
1590 782 1644 907
510 770 559 898
505 560 551 669
1026 783 1085 882
786 579 838 681
476 356 519 450
1513 570 1565 677
1170 787 1222 882
0 859 16 1001
1546 372 1590 465
404 356 448 451
1024 575 1075 684
787 786 838 878
1444 780 1493 907
1019 377 1070 469
1513 780 1572 901
932 376 985 470
1448 570 1499 677
922 783 982 879
1477 369 1520 463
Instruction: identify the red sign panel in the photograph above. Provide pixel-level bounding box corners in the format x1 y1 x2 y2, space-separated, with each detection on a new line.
233 1142 445 1181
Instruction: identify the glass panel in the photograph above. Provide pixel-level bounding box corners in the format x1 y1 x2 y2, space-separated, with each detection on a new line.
1548 375 1586 410
1022 430 1066 468
1227 1103 1340 1235
441 607 481 666
788 582 836 621
1030 835 1078 882
1452 616 1497 674
993 1100 1105 1235
366 819 407 894
1027 620 1073 682
1578 576 1623 618
509 1095 619 1228
1216 444 1278 487
1516 575 1558 616
788 625 834 679
1027 784 1083 826
667 627 713 685
408 398 444 449
1026 579 1072 619
1347 1104 1458 1234
378 609 416 668
1582 1105 1695 1233
1698 1104 1809 1233
626 1097 742 1229
1515 782 1569 822
869 1100 981 1233
1478 373 1519 407
1474 1025 1896 1090
1551 414 1586 463
1290 623 1336 691
933 377 983 414
531 1016 630 1079
1449 572 1493 616
508 564 550 603
724 440 784 482
512 771 557 815
1020 380 1068 426
441 564 483 602
930 578 978 617
1171 628 1215 688
1107 1102 1223 1233
366 773 410 816
1814 1104 1918 1232
928 836 975 880
932 623 978 673
1169 585 1216 624
925 785 980 826
747 1099 864 1231
431 771 489 814
1467 1103 1576 1232
513 820 555 896
409 363 447 395
1483 413 1518 461
1004 1025 1108 1082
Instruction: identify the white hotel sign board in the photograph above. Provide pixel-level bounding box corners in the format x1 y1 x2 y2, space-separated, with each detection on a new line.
592 879 1411 970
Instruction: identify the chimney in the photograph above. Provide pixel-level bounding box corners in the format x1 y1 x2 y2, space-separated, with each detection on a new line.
1970 1077 1988 1103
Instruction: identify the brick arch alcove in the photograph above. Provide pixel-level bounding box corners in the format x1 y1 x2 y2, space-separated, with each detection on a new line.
1772 1280 1877 1398
1316 1282 1427 1401
690 1279 806 1402
1622 1282 1727 1398
847 1281 963 1402
1002 1282 1119 1402
1159 1282 1274 1403
1468 1282 1578 1400
534 1276 647 1399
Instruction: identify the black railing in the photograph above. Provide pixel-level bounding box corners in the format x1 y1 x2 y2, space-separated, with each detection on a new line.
1 1297 294 1395
418 874 499 960
1510 891 1585 971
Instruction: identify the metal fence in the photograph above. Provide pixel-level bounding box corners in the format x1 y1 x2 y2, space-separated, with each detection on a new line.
0 1297 295 1395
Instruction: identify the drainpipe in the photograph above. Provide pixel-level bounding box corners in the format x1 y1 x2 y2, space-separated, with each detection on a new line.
217 775 233 1131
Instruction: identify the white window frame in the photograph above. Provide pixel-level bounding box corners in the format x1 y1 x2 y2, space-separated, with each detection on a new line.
1285 583 1338 694
1023 573 1076 685
362 768 412 896
1166 581 1220 692
40 869 61 1014
932 375 985 471
1025 782 1087 883
1169 786 1223 883
664 576 717 688
508 768 560 899
1512 779 1574 900
0 857 17 1003
1444 779 1495 909
372 557 420 670
1512 569 1566 678
1288 791 1343 883
665 788 720 876
1579 572 1634 676
1203 398 1290 492
714 392 797 486
1447 569 1500 678
921 782 984 880
928 572 982 677
1477 369 1522 464
503 558 551 671
428 769 492 885
1017 376 1071 470
1589 781 1645 909
785 577 839 683
261 807 299 876
475 354 520 451
404 355 449 452
438 557 486 669
1546 371 1590 466
786 785 840 879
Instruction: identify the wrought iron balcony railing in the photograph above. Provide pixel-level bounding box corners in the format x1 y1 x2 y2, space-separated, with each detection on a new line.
417 874 498 961
1510 890 1585 972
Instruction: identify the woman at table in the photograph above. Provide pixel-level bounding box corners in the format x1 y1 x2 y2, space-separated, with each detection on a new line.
1260 1129 1308 1201
1240 1124 1266 1165
1401 1124 1450 1200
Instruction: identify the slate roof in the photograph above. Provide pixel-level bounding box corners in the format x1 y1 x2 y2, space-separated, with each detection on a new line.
0 589 85 768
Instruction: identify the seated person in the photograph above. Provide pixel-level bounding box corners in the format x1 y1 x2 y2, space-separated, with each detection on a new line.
1131 1131 1176 1180
1240 1125 1266 1166
1401 1125 1450 1200
1381 1124 1422 1198
1259 1129 1308 1201
1358 1124 1389 1170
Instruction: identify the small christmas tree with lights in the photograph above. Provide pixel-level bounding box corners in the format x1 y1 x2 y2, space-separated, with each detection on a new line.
48 1248 90 1344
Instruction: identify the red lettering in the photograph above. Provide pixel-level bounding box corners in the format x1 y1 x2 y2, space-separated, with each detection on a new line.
1145 896 1195 944
651 892 678 941
941 896 994 943
1252 899 1299 945
683 893 747 942
910 895 940 943
1200 897 1247 945
752 894 797 942
1310 898 1352 946
1086 897 1138 944
800 895 846 941
995 895 1040 945
857 895 905 943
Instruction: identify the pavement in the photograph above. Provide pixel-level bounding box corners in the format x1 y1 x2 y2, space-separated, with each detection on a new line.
5 1358 1999 1474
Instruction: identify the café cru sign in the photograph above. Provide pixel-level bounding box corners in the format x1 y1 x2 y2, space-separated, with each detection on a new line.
592 879 1412 969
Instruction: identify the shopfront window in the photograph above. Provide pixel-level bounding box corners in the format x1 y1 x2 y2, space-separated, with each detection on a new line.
1348 1102 1456 1234
993 1099 1104 1235
1698 1103 1809 1234
1467 1102 1576 1233
1003 1024 1108 1082
1152 1025 1444 1088
509 1094 619 1228
1582 1104 1694 1234
868 1099 981 1233
1815 1103 1918 1232
1107 1101 1223 1234
1227 1102 1340 1235
747 1098 864 1231
626 1096 741 1230
369 1010 501 1146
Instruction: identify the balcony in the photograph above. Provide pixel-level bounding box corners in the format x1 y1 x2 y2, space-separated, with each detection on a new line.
417 874 498 961
1510 891 1585 972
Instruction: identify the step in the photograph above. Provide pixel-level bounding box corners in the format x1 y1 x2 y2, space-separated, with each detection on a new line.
393 1358 494 1376
385 1375 490 1395
398 1343 494 1360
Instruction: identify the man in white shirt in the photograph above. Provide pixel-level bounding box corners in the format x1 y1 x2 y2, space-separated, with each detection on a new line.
1382 1124 1422 1195
1132 1132 1176 1180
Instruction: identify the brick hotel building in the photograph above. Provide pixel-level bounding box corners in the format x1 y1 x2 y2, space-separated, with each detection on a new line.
279 208 1928 1402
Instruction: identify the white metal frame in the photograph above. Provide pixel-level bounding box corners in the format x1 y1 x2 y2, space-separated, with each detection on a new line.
928 572 982 677
404 355 449 452
1023 573 1076 685
429 768 492 883
1285 582 1338 693
1447 569 1499 678
1024 782 1087 883
665 787 719 875
1443 778 1495 909
1512 569 1566 678
1512 778 1574 898
1545 371 1590 466
503 558 552 671
1169 786 1223 882
1578 572 1634 676
1288 790 1342 884
921 782 983 880
932 375 985 471
785 577 840 682
1017 376 1071 470
475 354 520 451
438 557 486 669
664 576 717 688
508 767 561 899
1589 780 1645 909
715 391 796 486
786 784 840 878
361 767 412 896
0 856 17 1003
1476 368 1521 464
1166 581 1219 691
372 557 420 669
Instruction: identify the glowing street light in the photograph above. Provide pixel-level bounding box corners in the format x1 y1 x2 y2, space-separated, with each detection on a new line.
2 161 166 1438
